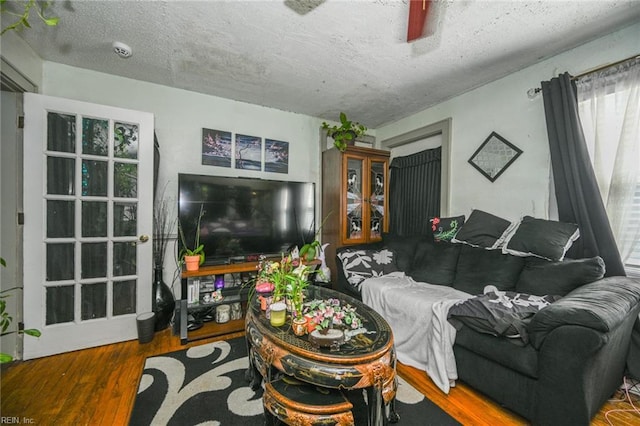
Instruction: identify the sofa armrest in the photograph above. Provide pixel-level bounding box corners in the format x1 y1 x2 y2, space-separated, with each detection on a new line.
528 276 640 349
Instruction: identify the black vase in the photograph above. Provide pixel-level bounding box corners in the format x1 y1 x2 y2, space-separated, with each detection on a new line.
152 263 176 331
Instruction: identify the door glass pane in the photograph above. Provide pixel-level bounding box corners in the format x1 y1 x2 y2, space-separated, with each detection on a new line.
346 157 363 240
114 202 137 236
370 161 385 239
113 242 136 276
81 283 107 320
81 242 107 279
47 200 74 238
113 280 136 316
82 117 108 156
46 285 74 325
82 160 108 196
46 243 74 281
82 201 107 237
47 157 75 195
114 122 139 159
47 112 75 153
114 162 137 198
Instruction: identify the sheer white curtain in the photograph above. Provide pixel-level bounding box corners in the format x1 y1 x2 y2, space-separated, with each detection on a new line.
577 57 640 266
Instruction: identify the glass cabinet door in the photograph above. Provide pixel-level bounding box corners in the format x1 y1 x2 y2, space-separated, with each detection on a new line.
369 159 386 240
345 156 365 242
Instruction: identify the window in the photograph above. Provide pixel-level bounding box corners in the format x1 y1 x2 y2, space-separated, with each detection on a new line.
577 57 640 275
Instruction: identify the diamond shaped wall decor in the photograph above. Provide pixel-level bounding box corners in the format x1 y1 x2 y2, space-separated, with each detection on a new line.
468 132 523 182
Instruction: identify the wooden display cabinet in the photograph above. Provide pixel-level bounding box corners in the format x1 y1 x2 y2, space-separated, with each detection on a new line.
321 146 390 282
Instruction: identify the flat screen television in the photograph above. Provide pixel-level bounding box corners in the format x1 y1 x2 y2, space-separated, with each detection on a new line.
178 174 316 264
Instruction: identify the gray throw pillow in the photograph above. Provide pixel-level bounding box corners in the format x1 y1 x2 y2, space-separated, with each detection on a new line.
502 216 580 261
515 256 606 296
452 209 513 249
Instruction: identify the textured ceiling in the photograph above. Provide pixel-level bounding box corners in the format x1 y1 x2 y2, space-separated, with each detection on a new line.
3 0 640 127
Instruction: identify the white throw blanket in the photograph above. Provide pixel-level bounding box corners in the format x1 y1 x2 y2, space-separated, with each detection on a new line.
360 272 471 393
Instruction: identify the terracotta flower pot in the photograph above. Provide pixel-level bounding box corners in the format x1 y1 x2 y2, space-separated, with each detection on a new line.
184 255 201 271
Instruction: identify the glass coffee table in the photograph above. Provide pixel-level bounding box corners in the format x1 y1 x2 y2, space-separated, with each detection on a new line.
245 285 398 425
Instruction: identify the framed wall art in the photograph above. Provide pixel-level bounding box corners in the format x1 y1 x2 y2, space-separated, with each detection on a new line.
264 139 289 174
468 131 522 182
235 134 262 170
202 128 232 167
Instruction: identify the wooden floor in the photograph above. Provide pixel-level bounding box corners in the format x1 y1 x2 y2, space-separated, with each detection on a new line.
1 327 639 425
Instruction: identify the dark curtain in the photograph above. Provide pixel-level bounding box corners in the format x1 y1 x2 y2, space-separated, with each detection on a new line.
388 147 441 235
541 73 625 277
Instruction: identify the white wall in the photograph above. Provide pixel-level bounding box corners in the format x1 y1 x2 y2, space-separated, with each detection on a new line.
377 22 640 223
41 62 324 194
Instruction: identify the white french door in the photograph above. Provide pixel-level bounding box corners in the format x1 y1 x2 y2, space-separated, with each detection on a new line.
23 93 154 359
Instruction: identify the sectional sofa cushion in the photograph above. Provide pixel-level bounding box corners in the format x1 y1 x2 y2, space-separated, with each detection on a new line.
502 216 580 261
452 245 525 295
452 209 514 249
408 240 461 285
429 215 465 242
381 233 423 271
515 256 606 296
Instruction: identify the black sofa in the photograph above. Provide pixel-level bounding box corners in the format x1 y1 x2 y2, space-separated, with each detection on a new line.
334 232 640 425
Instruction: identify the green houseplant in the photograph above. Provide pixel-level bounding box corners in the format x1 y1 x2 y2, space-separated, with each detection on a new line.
178 204 205 271
322 112 367 152
252 255 311 331
0 257 41 363
0 0 59 35
299 212 332 262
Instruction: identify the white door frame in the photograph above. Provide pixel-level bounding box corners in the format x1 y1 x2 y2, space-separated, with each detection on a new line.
23 93 154 359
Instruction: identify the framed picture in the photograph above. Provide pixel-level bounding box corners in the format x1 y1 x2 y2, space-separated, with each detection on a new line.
264 139 289 174
235 134 262 170
202 128 232 167
468 132 522 182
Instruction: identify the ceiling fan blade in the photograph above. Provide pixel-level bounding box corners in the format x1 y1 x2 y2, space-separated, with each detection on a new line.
407 0 431 42
284 0 326 15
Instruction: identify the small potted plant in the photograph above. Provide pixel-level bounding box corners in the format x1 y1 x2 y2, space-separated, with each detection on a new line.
322 112 367 152
252 255 310 331
286 262 311 336
178 204 205 271
299 211 332 262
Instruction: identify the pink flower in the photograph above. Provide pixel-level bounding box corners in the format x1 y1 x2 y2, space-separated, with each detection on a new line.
323 306 335 318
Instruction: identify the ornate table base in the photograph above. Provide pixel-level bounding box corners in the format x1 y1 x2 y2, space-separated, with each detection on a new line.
245 286 399 426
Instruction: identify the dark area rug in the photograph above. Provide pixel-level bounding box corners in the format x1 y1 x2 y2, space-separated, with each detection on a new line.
129 337 460 425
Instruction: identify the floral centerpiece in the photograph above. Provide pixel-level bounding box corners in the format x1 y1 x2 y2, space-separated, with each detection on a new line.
303 298 363 332
253 254 311 326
